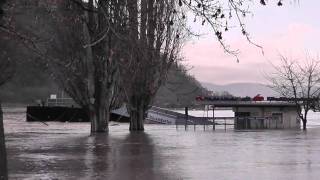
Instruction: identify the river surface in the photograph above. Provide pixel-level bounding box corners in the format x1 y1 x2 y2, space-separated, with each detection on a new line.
4 108 320 180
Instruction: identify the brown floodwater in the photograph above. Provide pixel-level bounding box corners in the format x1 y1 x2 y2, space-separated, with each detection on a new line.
4 109 320 180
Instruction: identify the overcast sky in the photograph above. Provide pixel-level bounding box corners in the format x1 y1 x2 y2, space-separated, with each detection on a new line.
183 1 320 85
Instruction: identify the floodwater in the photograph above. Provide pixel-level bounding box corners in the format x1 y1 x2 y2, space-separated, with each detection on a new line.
4 108 320 180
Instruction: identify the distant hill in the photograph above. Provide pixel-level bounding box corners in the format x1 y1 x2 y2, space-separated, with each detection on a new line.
0 59 59 104
0 60 206 107
153 64 208 107
201 82 278 97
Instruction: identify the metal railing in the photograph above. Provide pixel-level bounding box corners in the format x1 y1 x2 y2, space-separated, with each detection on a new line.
175 116 235 131
46 98 77 107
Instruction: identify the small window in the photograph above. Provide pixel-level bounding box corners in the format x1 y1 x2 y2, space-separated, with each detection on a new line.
235 112 250 117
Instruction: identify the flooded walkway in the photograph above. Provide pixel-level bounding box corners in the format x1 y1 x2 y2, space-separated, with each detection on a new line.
4 110 320 179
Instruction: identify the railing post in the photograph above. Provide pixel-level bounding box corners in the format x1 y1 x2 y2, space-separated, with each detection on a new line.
185 107 188 131
176 117 178 130
212 106 215 130
245 118 248 129
194 117 196 131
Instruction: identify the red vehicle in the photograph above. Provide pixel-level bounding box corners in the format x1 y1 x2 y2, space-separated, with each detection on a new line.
253 94 264 101
195 96 205 101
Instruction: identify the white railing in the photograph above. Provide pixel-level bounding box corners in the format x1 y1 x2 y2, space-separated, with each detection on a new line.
46 98 77 107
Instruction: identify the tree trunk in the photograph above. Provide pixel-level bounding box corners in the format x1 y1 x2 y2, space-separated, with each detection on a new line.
89 104 109 133
0 2 8 179
302 119 307 130
129 98 146 131
0 103 8 180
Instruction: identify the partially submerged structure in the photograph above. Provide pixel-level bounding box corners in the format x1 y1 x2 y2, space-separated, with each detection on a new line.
233 102 299 129
28 94 302 129
200 101 300 129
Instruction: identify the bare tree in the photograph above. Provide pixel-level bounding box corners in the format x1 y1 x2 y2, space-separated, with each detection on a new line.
119 0 289 131
0 102 7 180
0 0 13 178
5 0 126 133
267 55 320 130
46 1 122 133
118 0 184 131
2 0 293 133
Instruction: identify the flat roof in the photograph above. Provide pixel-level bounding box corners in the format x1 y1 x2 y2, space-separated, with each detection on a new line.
196 101 297 108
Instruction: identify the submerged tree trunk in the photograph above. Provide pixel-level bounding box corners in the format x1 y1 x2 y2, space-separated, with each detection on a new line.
129 96 147 131
1 2 9 178
0 103 8 180
302 119 307 130
302 111 308 130
89 100 109 133
89 86 110 133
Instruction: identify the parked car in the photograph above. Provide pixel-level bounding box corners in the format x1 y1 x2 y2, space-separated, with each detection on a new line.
253 94 264 101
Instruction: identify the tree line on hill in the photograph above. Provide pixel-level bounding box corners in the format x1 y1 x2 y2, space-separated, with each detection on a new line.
0 59 207 107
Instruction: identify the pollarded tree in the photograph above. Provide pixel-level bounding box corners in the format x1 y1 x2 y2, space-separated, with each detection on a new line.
0 0 15 178
6 0 125 133
49 0 130 132
121 0 288 131
45 0 122 133
0 53 13 180
267 55 320 130
119 0 184 131
0 51 11 180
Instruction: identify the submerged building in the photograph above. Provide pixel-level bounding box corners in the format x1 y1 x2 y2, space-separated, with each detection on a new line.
232 102 300 129
199 101 301 130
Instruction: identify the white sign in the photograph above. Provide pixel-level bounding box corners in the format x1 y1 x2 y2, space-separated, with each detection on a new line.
50 94 57 99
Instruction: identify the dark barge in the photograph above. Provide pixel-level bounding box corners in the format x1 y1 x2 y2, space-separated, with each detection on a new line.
26 106 130 122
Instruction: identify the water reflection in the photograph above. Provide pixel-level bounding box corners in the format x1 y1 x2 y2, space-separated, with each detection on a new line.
82 132 173 180
83 133 112 179
112 133 157 179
